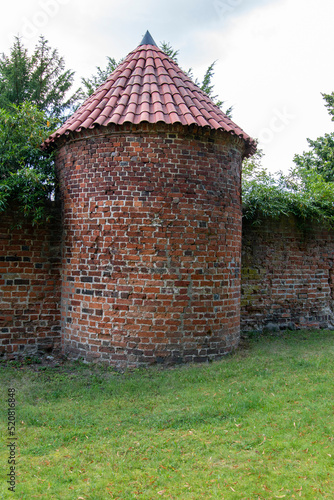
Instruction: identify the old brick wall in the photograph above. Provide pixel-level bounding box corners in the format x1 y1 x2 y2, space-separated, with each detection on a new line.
2 181 334 362
241 216 334 332
0 206 62 358
55 123 244 367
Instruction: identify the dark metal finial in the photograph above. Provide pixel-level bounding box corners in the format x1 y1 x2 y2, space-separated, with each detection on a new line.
139 30 157 46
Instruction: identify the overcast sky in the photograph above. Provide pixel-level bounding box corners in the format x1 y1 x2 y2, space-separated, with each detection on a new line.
1 0 334 173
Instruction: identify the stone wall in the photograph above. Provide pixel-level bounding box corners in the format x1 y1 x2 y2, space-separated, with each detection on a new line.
0 206 62 358
241 216 334 332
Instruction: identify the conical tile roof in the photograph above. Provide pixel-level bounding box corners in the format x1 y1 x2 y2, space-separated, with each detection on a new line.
44 32 256 156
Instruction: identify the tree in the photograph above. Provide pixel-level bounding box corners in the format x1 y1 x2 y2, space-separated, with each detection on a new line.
293 133 334 183
242 148 334 226
0 36 81 120
0 36 81 223
294 93 334 182
0 102 56 223
241 90 334 226
200 61 225 110
81 56 121 98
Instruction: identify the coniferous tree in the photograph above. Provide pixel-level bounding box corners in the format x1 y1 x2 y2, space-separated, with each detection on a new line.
0 38 31 108
0 36 80 120
0 36 80 223
81 57 121 99
294 93 334 182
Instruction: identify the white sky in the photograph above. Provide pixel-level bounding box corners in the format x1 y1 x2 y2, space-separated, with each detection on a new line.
1 0 334 173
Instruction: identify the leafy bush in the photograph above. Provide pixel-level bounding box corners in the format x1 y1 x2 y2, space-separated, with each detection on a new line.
242 150 334 226
0 102 56 223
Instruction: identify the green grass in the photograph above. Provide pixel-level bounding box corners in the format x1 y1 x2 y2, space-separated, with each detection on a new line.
1 330 334 499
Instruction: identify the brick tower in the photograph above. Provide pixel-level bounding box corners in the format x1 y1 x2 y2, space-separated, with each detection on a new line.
45 31 256 367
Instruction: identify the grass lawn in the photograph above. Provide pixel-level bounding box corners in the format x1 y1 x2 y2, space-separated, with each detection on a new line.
0 329 334 499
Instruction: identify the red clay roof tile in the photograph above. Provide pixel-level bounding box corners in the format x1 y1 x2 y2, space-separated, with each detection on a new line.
44 36 256 156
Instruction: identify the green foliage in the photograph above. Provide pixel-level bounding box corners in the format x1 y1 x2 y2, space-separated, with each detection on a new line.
294 93 334 182
200 61 232 115
294 133 334 183
242 150 334 226
0 36 80 120
242 153 294 222
323 91 334 120
0 102 56 223
80 56 121 99
0 37 30 108
0 36 80 223
243 91 334 226
159 41 179 63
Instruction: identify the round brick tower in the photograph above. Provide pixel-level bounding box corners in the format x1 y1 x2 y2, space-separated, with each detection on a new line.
45 31 256 367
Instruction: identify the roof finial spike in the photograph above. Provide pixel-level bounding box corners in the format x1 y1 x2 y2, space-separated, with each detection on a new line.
139 30 157 47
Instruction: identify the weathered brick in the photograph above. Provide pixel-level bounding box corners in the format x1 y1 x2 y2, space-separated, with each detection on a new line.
0 206 62 358
55 123 244 367
241 216 334 332
8 127 332 367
